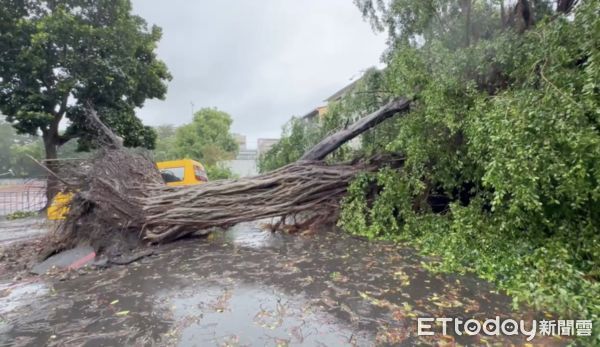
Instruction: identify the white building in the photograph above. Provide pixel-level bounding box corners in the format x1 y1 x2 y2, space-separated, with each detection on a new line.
224 149 258 177
257 138 279 157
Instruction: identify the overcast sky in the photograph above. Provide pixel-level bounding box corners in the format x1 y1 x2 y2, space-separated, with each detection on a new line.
131 0 386 149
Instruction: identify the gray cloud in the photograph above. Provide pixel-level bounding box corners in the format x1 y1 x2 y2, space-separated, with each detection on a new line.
131 0 386 148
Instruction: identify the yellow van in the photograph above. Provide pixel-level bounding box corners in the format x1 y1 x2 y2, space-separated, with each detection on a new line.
156 159 208 186
47 159 208 220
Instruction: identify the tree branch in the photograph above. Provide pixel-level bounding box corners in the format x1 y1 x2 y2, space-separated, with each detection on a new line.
300 97 411 161
55 90 70 118
556 0 578 14
25 154 75 189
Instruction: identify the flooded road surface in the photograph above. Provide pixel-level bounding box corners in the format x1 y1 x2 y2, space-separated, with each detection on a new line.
0 222 566 346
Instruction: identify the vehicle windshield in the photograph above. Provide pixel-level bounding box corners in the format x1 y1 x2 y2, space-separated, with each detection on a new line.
160 167 185 183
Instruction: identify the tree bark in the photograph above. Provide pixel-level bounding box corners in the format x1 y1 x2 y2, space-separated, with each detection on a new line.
512 0 535 32
300 97 410 161
42 131 60 203
556 0 577 14
51 99 410 255
42 116 63 203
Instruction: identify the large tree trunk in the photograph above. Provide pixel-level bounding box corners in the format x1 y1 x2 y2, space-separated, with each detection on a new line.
510 0 535 32
42 131 60 203
301 98 410 160
556 0 578 14
49 98 410 257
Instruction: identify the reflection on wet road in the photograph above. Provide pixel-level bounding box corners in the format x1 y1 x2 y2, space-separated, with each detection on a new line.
0 222 566 346
161 285 370 346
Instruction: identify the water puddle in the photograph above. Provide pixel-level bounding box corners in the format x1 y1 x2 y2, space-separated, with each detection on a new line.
0 281 50 344
220 222 284 249
158 284 371 346
0 224 569 346
0 281 48 315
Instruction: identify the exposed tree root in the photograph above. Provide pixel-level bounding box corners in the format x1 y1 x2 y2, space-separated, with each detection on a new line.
45 98 410 258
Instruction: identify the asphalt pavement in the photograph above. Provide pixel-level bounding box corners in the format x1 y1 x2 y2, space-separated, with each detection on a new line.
0 221 568 346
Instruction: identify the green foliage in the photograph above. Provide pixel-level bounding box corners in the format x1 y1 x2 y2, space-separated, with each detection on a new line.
337 0 600 340
404 202 600 337
258 69 388 173
8 141 45 177
56 138 94 160
150 109 239 180
339 169 415 239
0 0 171 159
258 117 321 172
354 0 506 51
152 125 178 162
1 116 92 177
205 164 237 180
6 210 38 220
0 117 44 177
171 108 239 167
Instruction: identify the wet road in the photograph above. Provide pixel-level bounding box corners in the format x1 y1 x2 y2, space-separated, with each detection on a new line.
0 218 47 245
0 222 566 346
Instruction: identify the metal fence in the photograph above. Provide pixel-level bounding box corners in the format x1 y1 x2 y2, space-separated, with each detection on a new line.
0 179 47 216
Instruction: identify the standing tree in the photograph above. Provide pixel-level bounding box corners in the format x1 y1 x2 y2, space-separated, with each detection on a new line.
152 124 178 162
0 0 171 199
172 108 239 166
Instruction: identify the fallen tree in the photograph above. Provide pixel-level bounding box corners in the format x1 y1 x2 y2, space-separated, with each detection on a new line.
48 98 410 257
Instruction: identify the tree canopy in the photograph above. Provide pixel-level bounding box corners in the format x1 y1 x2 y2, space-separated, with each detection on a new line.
354 0 564 46
264 0 599 339
152 124 177 162
152 108 239 179
171 108 239 166
0 0 171 160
